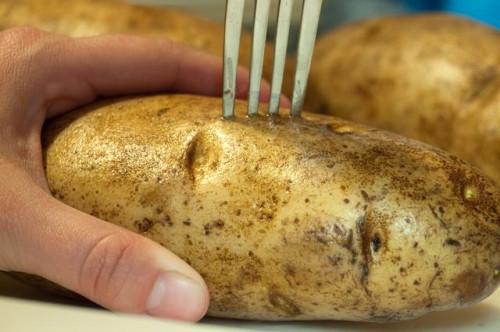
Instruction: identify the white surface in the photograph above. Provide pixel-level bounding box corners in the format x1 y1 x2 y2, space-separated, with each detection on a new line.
0 296 249 332
1 273 499 331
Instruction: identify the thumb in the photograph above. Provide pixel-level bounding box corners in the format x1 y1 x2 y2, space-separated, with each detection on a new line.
2 173 209 321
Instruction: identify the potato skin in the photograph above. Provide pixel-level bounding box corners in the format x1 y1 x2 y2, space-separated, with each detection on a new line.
0 0 294 96
0 0 227 50
309 14 500 183
451 76 500 185
42 95 500 321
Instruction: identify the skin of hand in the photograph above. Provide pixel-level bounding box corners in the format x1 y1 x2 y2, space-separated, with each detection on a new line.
0 27 288 322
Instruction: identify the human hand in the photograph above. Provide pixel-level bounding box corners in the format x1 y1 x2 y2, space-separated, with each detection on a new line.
0 27 282 321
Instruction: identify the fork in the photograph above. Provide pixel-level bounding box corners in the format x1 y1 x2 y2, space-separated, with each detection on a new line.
223 0 323 119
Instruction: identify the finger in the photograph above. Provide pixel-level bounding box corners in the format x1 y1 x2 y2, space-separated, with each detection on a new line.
67 35 240 96
0 28 284 119
0 166 209 321
42 33 272 116
280 95 292 109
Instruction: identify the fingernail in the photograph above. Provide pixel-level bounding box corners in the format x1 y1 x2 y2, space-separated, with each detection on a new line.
280 96 291 108
146 271 208 321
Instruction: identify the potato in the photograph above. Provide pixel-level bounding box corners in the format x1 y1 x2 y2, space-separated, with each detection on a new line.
0 0 294 96
0 0 229 51
451 76 500 186
41 94 500 321
309 14 500 183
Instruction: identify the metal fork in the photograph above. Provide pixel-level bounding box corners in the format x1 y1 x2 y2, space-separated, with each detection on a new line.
223 0 323 118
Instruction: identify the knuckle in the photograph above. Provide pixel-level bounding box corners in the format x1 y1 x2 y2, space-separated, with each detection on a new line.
0 26 47 46
0 26 71 114
0 26 65 70
78 232 145 305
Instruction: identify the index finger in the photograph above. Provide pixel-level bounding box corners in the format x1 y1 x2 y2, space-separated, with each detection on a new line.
46 34 273 117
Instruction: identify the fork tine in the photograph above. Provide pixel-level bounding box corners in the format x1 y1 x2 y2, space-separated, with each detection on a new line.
268 0 294 116
223 0 245 118
247 0 271 116
290 0 323 117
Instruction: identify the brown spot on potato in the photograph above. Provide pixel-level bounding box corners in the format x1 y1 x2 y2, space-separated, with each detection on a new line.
134 218 154 233
354 83 373 101
204 219 225 235
453 270 486 302
328 255 342 266
360 190 379 202
360 263 371 297
429 204 449 229
467 67 497 102
238 261 262 286
307 223 355 255
284 264 296 277
156 108 170 116
139 189 163 208
284 264 297 286
163 215 173 227
216 290 242 313
268 288 301 316
361 24 382 41
445 238 461 247
371 234 382 252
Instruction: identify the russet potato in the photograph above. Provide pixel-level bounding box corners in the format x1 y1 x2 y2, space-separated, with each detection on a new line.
40 94 500 321
309 14 500 183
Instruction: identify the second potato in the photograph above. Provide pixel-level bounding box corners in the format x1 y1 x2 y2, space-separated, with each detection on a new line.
309 14 500 184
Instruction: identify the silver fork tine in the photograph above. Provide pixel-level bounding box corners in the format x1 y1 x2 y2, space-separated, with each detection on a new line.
223 0 245 118
291 0 323 117
247 0 271 116
268 0 294 116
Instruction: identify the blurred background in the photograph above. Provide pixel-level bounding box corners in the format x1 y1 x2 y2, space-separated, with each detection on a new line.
131 0 499 50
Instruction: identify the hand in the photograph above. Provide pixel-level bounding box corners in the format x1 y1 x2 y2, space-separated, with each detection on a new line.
0 27 281 321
